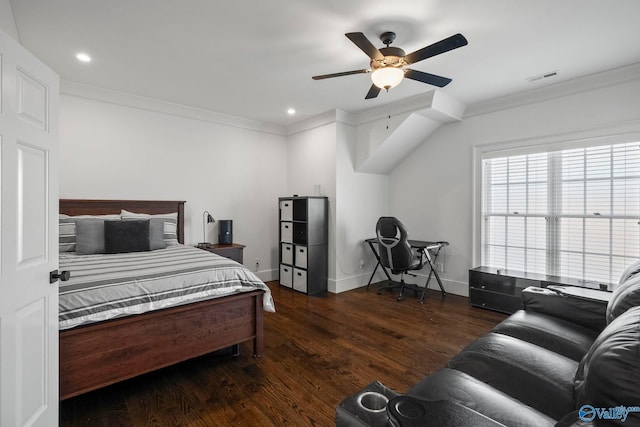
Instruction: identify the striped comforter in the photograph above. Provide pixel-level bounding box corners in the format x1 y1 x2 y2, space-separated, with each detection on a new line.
59 244 275 330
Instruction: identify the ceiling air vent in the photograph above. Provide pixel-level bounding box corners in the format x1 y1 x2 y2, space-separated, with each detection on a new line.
526 70 559 83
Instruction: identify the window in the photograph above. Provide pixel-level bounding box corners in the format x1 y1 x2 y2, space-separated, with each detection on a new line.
482 142 640 284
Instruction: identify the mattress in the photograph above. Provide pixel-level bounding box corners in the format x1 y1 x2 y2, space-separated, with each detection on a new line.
59 244 275 330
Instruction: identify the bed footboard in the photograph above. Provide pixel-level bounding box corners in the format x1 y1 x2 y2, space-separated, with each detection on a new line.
60 290 264 400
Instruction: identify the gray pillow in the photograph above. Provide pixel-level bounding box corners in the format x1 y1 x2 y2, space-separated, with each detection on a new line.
149 218 167 250
75 219 109 255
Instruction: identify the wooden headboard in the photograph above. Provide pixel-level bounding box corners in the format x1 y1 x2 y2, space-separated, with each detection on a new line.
59 199 186 244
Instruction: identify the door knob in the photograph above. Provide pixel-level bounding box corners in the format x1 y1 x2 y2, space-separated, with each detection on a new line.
50 270 70 284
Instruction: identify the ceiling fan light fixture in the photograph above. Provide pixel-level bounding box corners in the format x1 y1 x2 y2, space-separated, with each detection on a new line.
312 31 467 99
371 67 404 90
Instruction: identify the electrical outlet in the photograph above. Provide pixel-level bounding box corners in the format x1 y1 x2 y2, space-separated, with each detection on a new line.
436 262 444 273
359 259 365 269
255 258 260 273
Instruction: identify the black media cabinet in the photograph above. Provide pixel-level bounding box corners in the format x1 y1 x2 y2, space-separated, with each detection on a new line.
469 266 611 314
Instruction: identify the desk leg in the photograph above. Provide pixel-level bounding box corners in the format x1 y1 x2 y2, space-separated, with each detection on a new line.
432 269 446 293
366 262 380 289
419 248 446 302
366 240 393 289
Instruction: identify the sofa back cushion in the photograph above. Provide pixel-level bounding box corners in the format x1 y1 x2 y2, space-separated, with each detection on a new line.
606 275 640 324
448 332 578 420
617 260 640 288
574 306 640 426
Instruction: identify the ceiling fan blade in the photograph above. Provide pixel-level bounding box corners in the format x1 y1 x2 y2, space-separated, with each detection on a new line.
404 69 452 87
365 84 381 99
345 32 384 60
404 33 468 65
312 69 370 80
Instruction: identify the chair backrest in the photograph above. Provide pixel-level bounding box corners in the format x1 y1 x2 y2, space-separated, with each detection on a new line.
376 217 414 273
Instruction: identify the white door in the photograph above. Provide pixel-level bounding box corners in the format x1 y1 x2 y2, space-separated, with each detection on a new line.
0 28 60 427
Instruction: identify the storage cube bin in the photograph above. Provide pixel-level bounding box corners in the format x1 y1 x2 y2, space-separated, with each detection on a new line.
293 268 307 293
280 264 293 288
295 245 307 269
281 243 293 265
280 222 293 243
280 200 293 221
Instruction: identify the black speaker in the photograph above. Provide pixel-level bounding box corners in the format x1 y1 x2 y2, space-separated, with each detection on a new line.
218 220 233 245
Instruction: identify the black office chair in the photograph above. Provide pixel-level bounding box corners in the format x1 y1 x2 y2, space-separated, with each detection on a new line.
375 217 426 301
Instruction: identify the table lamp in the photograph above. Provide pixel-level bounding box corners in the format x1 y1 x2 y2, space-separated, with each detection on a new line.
199 210 215 247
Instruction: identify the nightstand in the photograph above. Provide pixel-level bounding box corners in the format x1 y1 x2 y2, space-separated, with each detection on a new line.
198 243 245 264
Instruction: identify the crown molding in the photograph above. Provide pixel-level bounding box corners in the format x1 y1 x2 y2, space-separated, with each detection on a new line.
465 62 640 118
285 109 359 136
290 62 640 135
61 61 640 139
285 90 465 136
60 80 288 136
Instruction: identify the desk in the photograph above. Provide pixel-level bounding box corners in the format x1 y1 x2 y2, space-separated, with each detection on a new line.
365 238 449 302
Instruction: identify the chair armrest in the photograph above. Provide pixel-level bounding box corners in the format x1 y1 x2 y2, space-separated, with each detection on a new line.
521 286 609 332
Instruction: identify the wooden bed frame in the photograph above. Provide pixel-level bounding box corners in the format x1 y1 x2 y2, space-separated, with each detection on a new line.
58 199 265 400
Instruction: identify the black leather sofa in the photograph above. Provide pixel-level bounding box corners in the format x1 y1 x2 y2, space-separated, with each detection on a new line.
336 261 640 427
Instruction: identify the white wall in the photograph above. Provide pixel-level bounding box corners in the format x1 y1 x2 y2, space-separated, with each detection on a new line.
286 117 390 293
286 122 337 201
0 0 19 42
58 63 640 296
335 121 389 292
388 76 640 296
286 121 337 284
59 94 288 281
60 93 385 294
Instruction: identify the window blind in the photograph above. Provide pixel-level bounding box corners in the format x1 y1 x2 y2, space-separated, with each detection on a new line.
482 142 640 284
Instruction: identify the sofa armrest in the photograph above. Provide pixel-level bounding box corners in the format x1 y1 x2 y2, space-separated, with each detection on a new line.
521 286 609 332
554 410 595 427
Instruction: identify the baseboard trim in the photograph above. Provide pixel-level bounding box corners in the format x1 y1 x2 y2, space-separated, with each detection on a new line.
331 271 469 297
256 268 278 283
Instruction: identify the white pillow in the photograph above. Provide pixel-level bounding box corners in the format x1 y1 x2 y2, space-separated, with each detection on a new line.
58 214 120 252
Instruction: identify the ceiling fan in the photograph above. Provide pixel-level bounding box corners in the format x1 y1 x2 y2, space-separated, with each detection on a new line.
312 31 468 99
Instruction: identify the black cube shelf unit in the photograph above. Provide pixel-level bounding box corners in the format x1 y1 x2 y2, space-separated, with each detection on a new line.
469 266 611 314
278 196 328 296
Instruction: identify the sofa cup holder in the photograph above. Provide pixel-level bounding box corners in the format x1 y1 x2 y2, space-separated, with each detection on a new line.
357 391 389 412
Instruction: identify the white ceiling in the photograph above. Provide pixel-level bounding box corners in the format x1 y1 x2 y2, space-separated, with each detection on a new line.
9 0 640 127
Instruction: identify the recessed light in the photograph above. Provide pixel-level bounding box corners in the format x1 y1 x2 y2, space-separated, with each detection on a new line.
287 108 296 115
76 53 92 63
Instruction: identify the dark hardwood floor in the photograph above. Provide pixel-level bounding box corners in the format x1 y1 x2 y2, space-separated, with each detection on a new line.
60 281 506 427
